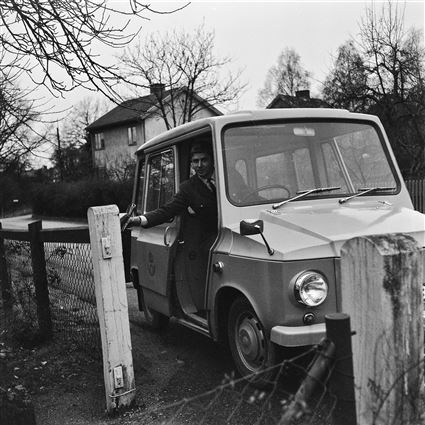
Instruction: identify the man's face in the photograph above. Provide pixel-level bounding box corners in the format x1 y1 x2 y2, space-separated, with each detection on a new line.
191 152 214 179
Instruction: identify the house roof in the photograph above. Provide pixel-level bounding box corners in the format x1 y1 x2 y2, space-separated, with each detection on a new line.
86 91 172 131
86 88 222 132
267 91 331 109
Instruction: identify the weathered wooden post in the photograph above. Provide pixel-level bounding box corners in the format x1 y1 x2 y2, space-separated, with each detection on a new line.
340 234 424 425
87 205 135 413
326 313 356 425
0 223 13 315
29 220 53 340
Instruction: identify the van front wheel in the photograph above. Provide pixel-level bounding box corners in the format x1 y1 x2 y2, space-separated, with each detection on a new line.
227 297 278 387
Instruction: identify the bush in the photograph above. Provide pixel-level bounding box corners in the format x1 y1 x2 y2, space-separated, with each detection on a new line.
31 178 133 218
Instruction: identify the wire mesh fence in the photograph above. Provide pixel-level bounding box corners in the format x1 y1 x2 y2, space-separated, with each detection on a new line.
44 241 100 357
0 224 101 357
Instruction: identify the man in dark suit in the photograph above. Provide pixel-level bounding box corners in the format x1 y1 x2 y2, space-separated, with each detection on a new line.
128 142 218 245
127 143 218 309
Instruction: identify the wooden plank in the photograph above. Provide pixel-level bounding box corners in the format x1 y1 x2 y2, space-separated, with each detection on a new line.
41 226 90 243
340 234 424 425
0 228 31 242
87 205 135 413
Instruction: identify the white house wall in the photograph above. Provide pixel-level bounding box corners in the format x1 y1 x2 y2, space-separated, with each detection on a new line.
93 123 143 170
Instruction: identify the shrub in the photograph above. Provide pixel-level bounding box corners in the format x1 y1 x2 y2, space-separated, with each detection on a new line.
31 178 133 218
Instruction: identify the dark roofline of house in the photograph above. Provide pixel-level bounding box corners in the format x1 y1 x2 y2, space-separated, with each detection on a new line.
266 90 331 109
87 87 223 132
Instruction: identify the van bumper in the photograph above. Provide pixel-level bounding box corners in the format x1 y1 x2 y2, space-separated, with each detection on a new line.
270 323 326 347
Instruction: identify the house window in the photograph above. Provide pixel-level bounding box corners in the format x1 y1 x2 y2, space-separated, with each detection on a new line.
94 133 105 150
128 126 137 146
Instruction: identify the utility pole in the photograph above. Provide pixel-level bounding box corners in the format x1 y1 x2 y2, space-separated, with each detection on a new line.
56 127 63 181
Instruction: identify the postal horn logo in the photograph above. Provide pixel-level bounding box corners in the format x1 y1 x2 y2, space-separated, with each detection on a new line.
148 251 156 276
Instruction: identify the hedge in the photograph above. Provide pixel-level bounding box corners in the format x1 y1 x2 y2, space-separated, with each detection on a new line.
31 178 133 219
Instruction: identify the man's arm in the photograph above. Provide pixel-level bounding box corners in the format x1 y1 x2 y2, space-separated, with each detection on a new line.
127 183 191 228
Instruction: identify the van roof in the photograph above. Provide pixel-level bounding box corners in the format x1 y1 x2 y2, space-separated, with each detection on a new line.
136 108 379 153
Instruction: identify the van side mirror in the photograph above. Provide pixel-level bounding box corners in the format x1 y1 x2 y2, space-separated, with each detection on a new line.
240 219 263 235
240 219 274 256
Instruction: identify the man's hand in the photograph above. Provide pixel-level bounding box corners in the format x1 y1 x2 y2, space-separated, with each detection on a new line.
120 203 136 232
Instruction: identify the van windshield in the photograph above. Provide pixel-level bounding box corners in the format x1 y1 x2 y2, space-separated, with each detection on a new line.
222 121 398 206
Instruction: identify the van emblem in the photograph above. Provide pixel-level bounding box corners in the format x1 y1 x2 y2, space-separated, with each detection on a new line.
148 251 156 276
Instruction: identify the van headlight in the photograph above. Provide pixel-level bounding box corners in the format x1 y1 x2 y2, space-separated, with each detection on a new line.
293 271 328 307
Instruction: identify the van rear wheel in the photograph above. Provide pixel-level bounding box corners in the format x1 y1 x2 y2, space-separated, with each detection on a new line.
227 297 278 388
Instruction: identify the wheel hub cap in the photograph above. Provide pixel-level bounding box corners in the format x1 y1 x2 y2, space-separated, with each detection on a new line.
237 316 264 363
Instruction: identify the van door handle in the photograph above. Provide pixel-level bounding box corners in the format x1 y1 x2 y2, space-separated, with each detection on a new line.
164 226 172 246
213 261 224 273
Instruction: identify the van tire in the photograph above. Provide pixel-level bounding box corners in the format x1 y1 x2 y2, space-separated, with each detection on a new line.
227 297 278 388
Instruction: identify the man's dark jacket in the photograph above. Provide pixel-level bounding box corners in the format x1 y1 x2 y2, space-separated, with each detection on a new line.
144 174 218 244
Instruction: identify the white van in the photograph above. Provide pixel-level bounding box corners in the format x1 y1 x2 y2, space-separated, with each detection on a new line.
127 109 425 385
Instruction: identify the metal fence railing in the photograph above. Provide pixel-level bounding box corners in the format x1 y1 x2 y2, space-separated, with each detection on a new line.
406 178 425 213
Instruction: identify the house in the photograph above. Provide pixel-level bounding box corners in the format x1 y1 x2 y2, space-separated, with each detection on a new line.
86 84 222 172
266 90 330 109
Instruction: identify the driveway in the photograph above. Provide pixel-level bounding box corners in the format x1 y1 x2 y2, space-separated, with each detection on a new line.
0 214 87 230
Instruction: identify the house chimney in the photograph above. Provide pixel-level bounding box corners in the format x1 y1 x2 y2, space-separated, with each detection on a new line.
150 83 165 98
295 90 310 99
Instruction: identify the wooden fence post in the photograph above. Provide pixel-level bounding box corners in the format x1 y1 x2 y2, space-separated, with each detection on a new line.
340 234 424 425
325 313 356 425
29 220 52 340
0 223 13 314
87 205 135 413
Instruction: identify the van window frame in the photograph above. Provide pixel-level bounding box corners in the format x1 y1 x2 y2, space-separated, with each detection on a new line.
141 147 177 215
221 118 401 207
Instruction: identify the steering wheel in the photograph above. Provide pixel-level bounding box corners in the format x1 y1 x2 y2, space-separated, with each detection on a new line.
240 184 291 202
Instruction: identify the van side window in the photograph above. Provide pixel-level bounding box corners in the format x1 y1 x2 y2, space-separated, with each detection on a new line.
145 149 175 212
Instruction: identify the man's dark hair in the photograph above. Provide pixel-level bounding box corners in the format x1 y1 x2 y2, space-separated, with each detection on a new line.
190 142 213 158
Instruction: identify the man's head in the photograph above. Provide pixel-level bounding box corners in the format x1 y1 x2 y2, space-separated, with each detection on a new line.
190 143 214 179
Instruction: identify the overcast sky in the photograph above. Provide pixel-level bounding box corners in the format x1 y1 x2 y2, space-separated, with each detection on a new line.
38 1 425 113
136 1 424 110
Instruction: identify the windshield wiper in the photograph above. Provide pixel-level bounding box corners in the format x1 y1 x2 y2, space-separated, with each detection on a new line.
339 187 395 204
272 186 341 210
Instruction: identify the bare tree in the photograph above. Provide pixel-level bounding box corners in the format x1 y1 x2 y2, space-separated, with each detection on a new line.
119 23 246 129
0 54 49 172
257 48 311 107
322 41 369 111
0 0 187 99
323 1 425 178
49 97 112 180
58 97 112 148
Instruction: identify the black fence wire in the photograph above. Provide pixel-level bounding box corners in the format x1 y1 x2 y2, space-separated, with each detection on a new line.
131 346 337 425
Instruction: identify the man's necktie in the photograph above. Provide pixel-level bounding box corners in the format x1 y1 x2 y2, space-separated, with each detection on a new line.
208 178 216 195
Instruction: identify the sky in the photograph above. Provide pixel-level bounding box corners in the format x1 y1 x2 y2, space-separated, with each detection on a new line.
42 0 424 114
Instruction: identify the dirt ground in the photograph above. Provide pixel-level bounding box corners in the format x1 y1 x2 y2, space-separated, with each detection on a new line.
0 215 303 424
1 286 305 425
